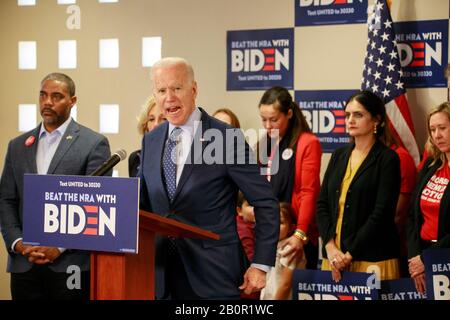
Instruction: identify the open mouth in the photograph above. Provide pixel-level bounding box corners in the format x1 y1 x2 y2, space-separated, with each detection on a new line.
166 106 181 115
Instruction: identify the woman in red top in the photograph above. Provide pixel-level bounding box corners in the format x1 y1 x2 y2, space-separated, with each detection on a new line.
257 86 322 269
407 102 450 294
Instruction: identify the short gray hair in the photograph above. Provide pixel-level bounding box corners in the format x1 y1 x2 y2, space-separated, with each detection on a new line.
41 73 76 97
151 57 195 84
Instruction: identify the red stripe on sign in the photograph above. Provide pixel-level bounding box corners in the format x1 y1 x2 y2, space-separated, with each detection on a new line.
414 51 425 58
333 127 346 133
338 295 355 300
262 48 275 55
410 60 424 67
411 42 425 49
265 57 275 63
87 217 98 225
336 119 346 125
84 206 98 213
83 228 97 235
333 110 346 116
263 65 275 71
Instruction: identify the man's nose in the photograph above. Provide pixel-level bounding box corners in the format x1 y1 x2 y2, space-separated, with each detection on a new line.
166 89 176 100
42 96 53 105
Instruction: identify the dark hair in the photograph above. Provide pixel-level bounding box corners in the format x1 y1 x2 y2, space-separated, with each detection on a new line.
41 73 76 97
236 191 245 208
259 86 311 149
279 202 295 227
213 108 241 128
345 90 393 144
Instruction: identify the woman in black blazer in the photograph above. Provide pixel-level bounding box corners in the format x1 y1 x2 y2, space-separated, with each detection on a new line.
317 90 401 282
407 102 450 294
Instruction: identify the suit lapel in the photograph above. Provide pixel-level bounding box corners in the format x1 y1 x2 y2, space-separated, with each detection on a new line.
173 109 211 202
150 122 170 202
47 120 79 174
24 126 41 173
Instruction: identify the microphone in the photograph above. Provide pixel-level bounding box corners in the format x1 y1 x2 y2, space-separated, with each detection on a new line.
90 149 127 176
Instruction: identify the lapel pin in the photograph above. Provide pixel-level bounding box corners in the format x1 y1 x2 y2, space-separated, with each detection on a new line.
66 135 73 140
25 136 36 147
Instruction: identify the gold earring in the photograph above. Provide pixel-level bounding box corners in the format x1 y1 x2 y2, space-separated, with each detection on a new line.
374 124 378 135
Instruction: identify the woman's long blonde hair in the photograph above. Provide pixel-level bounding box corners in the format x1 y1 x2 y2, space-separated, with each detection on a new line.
136 96 157 136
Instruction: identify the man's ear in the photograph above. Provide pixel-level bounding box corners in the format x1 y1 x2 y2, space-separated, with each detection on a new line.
70 95 77 107
192 81 198 99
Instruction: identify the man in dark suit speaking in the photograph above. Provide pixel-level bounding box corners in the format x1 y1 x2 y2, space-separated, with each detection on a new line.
0 73 111 299
139 57 279 299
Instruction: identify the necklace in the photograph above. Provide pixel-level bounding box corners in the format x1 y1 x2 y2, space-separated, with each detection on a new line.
345 149 370 181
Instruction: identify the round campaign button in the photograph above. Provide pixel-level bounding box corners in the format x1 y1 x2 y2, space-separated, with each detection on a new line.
282 148 294 160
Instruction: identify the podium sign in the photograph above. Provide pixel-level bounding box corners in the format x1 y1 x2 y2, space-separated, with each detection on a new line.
293 269 378 300
23 174 139 253
424 248 450 300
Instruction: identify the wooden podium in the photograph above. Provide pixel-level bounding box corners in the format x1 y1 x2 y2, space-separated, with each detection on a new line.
90 210 219 300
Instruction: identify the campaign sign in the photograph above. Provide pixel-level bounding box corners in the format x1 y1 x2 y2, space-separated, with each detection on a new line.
293 269 378 300
394 20 449 88
23 174 139 254
379 278 426 300
227 28 294 90
423 248 450 300
295 0 367 27
295 90 355 153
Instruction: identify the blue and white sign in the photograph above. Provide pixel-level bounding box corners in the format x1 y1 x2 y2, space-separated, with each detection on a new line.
295 0 367 27
395 20 449 88
423 248 450 300
379 278 426 300
293 269 378 300
23 174 139 254
296 90 355 153
227 28 294 90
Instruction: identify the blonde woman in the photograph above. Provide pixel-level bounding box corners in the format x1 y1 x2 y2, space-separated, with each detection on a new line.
128 97 165 177
407 102 450 294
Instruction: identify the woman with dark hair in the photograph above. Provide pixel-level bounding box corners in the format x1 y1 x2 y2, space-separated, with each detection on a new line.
257 86 322 269
407 102 450 294
317 90 401 282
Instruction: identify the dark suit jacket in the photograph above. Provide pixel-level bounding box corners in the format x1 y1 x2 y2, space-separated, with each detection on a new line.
0 120 111 273
316 141 401 261
140 108 279 299
407 158 450 258
128 149 140 177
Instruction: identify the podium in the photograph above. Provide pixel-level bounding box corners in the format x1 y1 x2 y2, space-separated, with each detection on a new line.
90 210 219 300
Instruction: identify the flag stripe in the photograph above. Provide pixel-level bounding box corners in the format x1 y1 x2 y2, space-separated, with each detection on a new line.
386 100 420 164
394 94 415 134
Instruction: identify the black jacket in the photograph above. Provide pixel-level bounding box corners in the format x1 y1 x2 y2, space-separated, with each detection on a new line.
317 141 401 261
407 158 450 258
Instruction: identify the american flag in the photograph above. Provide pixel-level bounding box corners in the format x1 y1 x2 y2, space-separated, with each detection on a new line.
362 0 420 165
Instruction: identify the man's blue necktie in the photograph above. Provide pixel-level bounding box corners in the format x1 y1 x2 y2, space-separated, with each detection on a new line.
163 127 182 202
